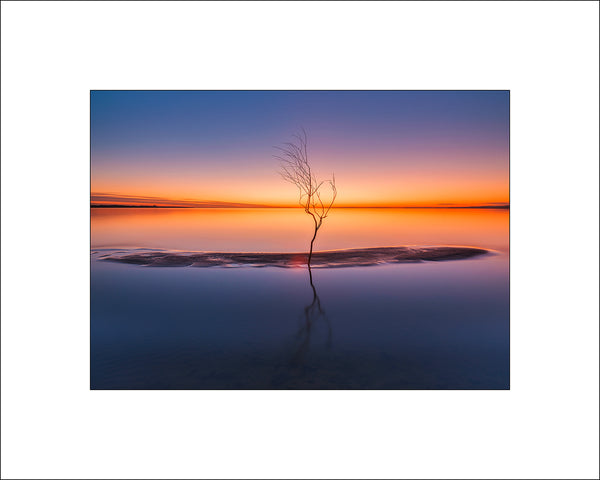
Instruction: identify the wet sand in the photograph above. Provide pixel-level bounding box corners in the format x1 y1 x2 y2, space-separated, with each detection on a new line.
98 245 491 268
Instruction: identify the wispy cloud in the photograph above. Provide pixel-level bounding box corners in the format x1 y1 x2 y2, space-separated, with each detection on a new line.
91 193 270 208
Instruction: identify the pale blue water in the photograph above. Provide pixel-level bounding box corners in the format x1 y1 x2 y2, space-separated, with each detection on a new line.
90 251 509 389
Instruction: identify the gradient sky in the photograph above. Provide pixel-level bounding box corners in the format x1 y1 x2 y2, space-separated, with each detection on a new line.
91 90 509 207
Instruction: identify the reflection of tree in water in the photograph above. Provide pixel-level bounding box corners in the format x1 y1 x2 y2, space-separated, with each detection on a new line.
289 266 332 366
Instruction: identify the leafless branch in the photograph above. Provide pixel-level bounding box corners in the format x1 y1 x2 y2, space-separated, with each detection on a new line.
275 130 337 266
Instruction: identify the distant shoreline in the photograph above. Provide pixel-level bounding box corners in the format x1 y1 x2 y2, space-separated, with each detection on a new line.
91 204 509 209
91 205 191 208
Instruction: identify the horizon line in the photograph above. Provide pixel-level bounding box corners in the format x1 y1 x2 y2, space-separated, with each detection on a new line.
91 203 510 209
91 192 509 209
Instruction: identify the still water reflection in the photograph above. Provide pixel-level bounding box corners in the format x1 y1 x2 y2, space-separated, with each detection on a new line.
91 208 509 389
92 207 509 253
290 266 332 366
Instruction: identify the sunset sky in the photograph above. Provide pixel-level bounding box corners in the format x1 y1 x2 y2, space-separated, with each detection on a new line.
91 90 509 207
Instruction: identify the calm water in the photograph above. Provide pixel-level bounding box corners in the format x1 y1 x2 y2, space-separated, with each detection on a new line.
91 208 509 389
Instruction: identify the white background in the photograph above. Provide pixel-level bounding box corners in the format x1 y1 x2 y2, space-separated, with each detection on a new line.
1 2 598 479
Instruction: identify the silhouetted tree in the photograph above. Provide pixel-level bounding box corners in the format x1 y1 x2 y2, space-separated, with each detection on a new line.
275 130 337 267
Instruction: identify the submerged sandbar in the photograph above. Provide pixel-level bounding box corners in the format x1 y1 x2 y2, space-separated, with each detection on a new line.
97 246 491 268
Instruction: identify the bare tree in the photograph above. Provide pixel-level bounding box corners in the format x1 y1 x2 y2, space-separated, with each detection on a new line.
275 130 337 267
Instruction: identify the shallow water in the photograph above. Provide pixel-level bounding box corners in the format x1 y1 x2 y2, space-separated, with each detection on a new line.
91 207 509 389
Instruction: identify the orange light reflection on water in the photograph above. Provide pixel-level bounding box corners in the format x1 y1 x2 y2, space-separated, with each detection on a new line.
91 207 509 253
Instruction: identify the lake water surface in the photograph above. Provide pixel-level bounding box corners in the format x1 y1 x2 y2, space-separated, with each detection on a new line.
91 208 509 389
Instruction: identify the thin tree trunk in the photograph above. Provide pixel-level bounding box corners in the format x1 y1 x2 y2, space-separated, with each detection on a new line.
308 217 318 267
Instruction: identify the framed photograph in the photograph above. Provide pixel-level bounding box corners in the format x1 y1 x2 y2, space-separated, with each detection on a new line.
90 90 510 390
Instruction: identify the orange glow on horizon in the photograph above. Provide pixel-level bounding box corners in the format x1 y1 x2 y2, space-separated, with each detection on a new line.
91 150 508 209
92 166 509 207
91 199 509 208
91 173 509 208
